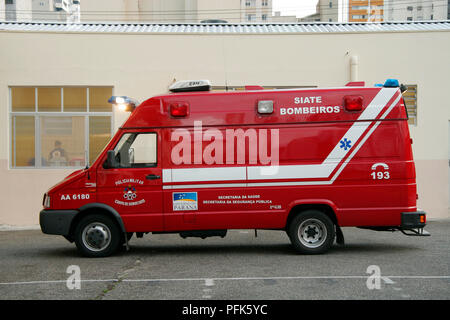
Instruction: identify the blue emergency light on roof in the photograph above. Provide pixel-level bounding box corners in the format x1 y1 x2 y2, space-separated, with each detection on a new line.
383 79 400 87
108 96 138 112
108 96 127 104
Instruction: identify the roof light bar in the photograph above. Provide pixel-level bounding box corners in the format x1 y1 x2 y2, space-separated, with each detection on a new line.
169 80 211 93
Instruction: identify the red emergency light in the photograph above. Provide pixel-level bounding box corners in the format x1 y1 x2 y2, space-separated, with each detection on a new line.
170 102 189 117
344 95 363 111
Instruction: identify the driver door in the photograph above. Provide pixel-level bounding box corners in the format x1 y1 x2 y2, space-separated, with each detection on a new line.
96 130 163 232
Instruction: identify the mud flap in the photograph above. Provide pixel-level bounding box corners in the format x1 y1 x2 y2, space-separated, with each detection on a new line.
336 225 345 245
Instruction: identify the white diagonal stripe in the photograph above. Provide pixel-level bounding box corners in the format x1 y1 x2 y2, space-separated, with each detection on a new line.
330 93 401 182
248 87 398 181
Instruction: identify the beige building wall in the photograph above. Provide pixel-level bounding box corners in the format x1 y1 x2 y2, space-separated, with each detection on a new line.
272 11 298 23
0 1 4 21
0 28 449 226
80 0 242 23
196 0 241 22
241 0 273 22
138 0 186 22
81 0 140 22
319 0 339 22
384 0 448 21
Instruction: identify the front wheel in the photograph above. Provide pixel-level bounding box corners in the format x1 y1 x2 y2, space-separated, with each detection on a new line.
74 214 122 257
288 210 335 254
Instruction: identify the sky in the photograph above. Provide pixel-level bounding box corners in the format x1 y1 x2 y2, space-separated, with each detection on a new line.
272 0 319 18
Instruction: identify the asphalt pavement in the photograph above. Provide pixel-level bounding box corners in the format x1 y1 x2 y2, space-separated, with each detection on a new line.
0 220 448 300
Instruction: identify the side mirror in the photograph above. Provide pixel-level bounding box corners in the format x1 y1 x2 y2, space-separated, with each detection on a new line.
400 84 408 93
105 150 117 169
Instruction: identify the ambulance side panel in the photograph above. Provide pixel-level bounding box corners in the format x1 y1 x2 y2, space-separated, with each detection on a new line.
159 88 414 231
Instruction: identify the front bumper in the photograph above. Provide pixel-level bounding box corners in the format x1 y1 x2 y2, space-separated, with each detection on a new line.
40 209 78 236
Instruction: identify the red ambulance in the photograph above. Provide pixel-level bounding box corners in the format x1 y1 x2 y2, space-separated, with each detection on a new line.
40 79 429 257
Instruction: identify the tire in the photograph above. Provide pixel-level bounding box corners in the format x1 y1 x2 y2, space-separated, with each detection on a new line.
287 210 335 254
74 214 122 258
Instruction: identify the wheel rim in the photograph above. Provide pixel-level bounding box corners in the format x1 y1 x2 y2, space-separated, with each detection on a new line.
82 222 111 252
298 218 327 248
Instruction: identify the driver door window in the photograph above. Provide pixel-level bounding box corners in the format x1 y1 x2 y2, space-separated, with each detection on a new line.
114 133 157 168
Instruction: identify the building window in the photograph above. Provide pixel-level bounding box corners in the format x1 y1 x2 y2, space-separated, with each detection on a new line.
370 15 383 20
352 6 368 10
329 2 332 8
262 0 268 6
417 6 422 11
403 85 417 126
407 17 413 21
10 86 113 168
5 0 14 5
430 14 433 20
262 14 267 21
246 14 256 21
245 0 255 7
352 15 367 19
407 6 413 11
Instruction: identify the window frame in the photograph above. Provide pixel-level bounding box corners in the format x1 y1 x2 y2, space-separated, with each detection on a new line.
107 132 158 169
246 14 256 21
9 86 115 169
403 84 418 126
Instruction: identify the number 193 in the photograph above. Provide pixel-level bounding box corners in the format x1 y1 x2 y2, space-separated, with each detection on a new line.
371 171 390 180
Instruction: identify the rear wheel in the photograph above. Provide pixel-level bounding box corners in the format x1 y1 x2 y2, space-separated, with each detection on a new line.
74 214 121 257
288 210 335 254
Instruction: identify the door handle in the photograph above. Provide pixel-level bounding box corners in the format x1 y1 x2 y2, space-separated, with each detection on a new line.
146 174 161 180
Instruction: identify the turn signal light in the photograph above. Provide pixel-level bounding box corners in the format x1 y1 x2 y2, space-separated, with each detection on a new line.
170 102 189 117
344 95 363 111
43 193 51 208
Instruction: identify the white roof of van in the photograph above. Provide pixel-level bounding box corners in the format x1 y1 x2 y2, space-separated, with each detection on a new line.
1 21 450 34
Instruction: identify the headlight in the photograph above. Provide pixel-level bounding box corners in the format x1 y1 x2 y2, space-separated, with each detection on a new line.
43 193 51 209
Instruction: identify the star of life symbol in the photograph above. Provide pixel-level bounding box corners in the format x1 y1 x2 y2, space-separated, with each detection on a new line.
340 138 352 151
123 185 137 201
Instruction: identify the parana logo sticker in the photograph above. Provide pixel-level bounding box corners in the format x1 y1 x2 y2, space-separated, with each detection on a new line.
173 192 198 211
